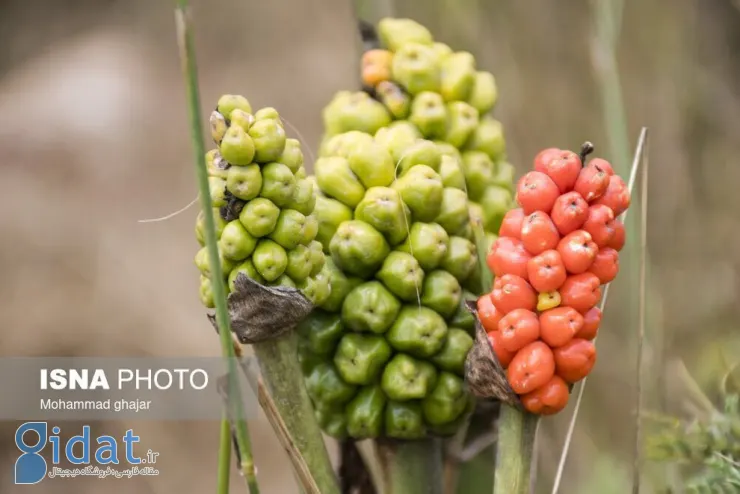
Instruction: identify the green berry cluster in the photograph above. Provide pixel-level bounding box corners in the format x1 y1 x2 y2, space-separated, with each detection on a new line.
194 94 328 307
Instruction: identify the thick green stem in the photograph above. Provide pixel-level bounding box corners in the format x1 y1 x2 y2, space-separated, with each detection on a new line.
218 416 232 494
173 2 259 492
494 405 539 494
253 332 340 494
377 438 445 494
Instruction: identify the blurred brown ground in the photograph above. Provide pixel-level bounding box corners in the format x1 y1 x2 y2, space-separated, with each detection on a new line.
0 0 739 492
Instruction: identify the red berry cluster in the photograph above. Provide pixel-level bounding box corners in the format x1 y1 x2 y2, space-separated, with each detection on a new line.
477 146 631 415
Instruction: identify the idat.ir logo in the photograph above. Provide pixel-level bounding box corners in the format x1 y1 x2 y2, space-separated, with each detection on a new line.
15 422 158 484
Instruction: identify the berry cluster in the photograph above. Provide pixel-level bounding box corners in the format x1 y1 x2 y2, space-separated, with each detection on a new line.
478 145 631 415
194 94 328 306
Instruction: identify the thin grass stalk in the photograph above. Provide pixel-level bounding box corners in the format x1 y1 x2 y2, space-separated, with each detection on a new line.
218 415 233 494
173 2 259 492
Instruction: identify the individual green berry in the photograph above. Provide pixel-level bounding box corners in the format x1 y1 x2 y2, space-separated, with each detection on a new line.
254 107 283 126
249 119 287 163
480 185 514 233
461 151 495 201
410 91 447 139
259 162 296 207
434 141 461 160
285 244 312 283
341 281 401 334
313 196 352 251
301 213 319 245
385 401 426 439
492 161 515 190
320 130 375 158
207 177 228 207
374 121 421 164
268 209 306 250
354 187 411 246
431 42 453 60
391 43 440 95
230 109 255 132
435 187 470 235
397 222 449 271
271 274 297 289
278 138 304 174
219 220 257 261
195 208 227 246
392 165 444 222
430 328 473 375
206 150 230 179
439 52 476 102
306 363 357 406
295 166 307 179
421 372 467 426
296 310 345 356
375 80 411 120
228 258 265 291
347 140 396 188
438 155 467 191
386 305 449 357
381 354 436 401
466 71 498 114
315 405 348 439
441 236 477 282
209 111 227 144
194 246 236 279
330 220 390 278
378 17 433 51
298 267 331 305
334 333 392 385
396 139 443 175
315 156 366 209
346 385 386 439
449 291 476 333
199 275 215 308
226 164 262 201
322 91 391 136
219 126 256 165
217 94 252 120
286 178 315 217
465 116 505 161
444 101 480 149
420 270 462 319
376 251 425 302
239 197 280 237
307 240 325 276
251 239 288 282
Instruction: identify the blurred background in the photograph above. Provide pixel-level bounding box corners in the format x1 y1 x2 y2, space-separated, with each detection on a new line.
1 0 739 492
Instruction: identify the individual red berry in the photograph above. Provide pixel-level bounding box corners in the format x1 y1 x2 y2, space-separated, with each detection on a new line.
593 175 631 216
488 331 515 368
521 375 570 415
535 150 581 193
582 205 616 248
477 295 504 332
486 237 532 279
588 158 614 176
557 230 598 274
498 309 540 352
573 161 610 202
521 211 561 255
608 219 626 251
533 147 562 173
491 274 537 313
554 338 596 383
507 341 555 394
576 307 601 340
559 273 601 313
499 208 526 239
539 306 584 348
589 247 619 284
527 249 567 293
516 171 560 215
551 191 589 235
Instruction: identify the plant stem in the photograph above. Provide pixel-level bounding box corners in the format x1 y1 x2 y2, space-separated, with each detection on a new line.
377 438 445 494
218 415 233 494
252 332 340 494
173 2 259 492
494 405 539 494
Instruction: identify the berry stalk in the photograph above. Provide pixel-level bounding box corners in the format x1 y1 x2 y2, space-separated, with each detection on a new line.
494 406 539 494
377 438 445 494
172 3 259 493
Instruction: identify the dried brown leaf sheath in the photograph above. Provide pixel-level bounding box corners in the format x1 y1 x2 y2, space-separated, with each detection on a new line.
463 300 521 407
208 273 314 344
